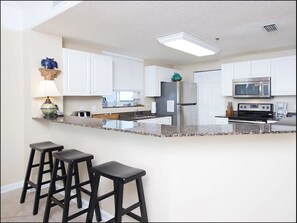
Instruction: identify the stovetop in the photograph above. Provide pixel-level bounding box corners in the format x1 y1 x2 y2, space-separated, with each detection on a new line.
229 103 274 123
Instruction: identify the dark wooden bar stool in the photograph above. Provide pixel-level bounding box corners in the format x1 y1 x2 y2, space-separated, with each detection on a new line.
86 161 148 223
43 149 100 223
20 141 65 215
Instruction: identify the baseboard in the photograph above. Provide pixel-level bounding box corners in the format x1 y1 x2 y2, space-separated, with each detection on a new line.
1 180 24 194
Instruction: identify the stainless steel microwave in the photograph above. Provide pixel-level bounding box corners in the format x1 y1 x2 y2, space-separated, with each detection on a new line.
233 77 271 98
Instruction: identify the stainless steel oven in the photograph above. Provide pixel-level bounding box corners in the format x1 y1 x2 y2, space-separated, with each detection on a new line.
233 77 271 98
228 103 274 124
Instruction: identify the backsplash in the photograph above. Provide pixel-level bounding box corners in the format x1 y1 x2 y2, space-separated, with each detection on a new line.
63 96 155 115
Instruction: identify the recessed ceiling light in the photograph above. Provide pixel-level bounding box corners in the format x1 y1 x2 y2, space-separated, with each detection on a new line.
157 32 220 57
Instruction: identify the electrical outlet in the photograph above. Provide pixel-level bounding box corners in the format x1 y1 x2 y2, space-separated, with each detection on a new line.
79 106 84 111
92 105 97 112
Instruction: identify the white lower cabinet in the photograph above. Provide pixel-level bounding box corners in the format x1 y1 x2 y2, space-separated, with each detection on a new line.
63 48 113 96
215 117 229 124
137 116 172 125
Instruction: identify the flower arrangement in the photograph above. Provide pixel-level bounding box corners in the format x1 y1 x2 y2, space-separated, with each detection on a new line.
41 57 58 69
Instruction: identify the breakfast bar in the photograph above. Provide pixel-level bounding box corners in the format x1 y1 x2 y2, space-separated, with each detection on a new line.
33 116 296 222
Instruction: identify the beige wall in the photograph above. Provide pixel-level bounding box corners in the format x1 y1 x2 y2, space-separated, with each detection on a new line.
1 29 25 186
1 29 63 186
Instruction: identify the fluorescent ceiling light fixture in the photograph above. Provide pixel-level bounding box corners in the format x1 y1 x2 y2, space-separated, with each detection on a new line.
157 32 220 57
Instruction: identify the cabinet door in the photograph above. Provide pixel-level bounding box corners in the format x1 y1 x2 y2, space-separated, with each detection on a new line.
271 55 296 95
251 59 271 77
215 117 229 124
221 63 234 96
145 66 159 97
233 61 251 79
90 54 113 95
144 66 172 97
112 56 144 91
63 48 90 95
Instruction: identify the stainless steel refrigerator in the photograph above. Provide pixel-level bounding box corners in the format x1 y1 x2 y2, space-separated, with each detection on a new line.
155 81 197 126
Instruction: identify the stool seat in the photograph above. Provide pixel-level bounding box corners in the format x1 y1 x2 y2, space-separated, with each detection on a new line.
53 149 94 163
93 161 146 183
87 161 148 222
29 141 64 152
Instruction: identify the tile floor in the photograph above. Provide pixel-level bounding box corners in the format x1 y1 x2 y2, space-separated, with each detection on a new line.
1 188 89 222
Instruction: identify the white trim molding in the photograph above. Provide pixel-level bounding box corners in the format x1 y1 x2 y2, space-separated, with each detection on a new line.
1 180 24 194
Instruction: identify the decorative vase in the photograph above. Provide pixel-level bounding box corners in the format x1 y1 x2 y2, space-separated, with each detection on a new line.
41 57 58 69
171 72 182 81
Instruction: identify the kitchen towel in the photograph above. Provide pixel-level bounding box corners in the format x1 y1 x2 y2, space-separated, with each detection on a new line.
151 102 156 114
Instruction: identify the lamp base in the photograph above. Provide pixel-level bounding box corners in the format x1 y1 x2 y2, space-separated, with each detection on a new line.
43 114 58 120
40 97 57 117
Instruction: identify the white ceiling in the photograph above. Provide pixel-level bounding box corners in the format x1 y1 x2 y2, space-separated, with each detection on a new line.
24 1 297 65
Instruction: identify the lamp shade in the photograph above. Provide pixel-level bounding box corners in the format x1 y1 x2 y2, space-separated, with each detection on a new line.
34 80 62 97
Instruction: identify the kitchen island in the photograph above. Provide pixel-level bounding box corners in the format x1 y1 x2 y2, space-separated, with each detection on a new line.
34 115 296 137
33 116 296 222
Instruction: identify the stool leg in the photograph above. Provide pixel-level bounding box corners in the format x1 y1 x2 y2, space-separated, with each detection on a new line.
32 151 46 215
48 151 56 192
73 163 82 208
60 160 67 188
86 160 101 222
86 174 100 223
136 178 148 222
62 163 74 223
20 148 35 203
114 182 124 223
43 158 59 223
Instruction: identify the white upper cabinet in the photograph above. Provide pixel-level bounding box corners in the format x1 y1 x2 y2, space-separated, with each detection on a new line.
271 55 296 96
90 53 113 95
63 48 113 96
111 55 144 91
221 59 271 96
251 59 271 77
63 48 90 95
145 65 178 97
233 61 251 79
233 59 271 79
221 63 233 96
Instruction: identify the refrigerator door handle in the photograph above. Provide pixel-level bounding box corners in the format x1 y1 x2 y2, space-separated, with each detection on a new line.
177 103 197 106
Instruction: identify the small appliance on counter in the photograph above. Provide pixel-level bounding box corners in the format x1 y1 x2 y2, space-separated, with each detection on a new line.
71 111 91 118
275 102 288 119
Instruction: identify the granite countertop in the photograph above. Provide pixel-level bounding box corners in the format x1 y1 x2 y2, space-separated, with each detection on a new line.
33 115 296 137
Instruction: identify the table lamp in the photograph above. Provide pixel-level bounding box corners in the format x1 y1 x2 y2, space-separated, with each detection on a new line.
34 80 62 118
